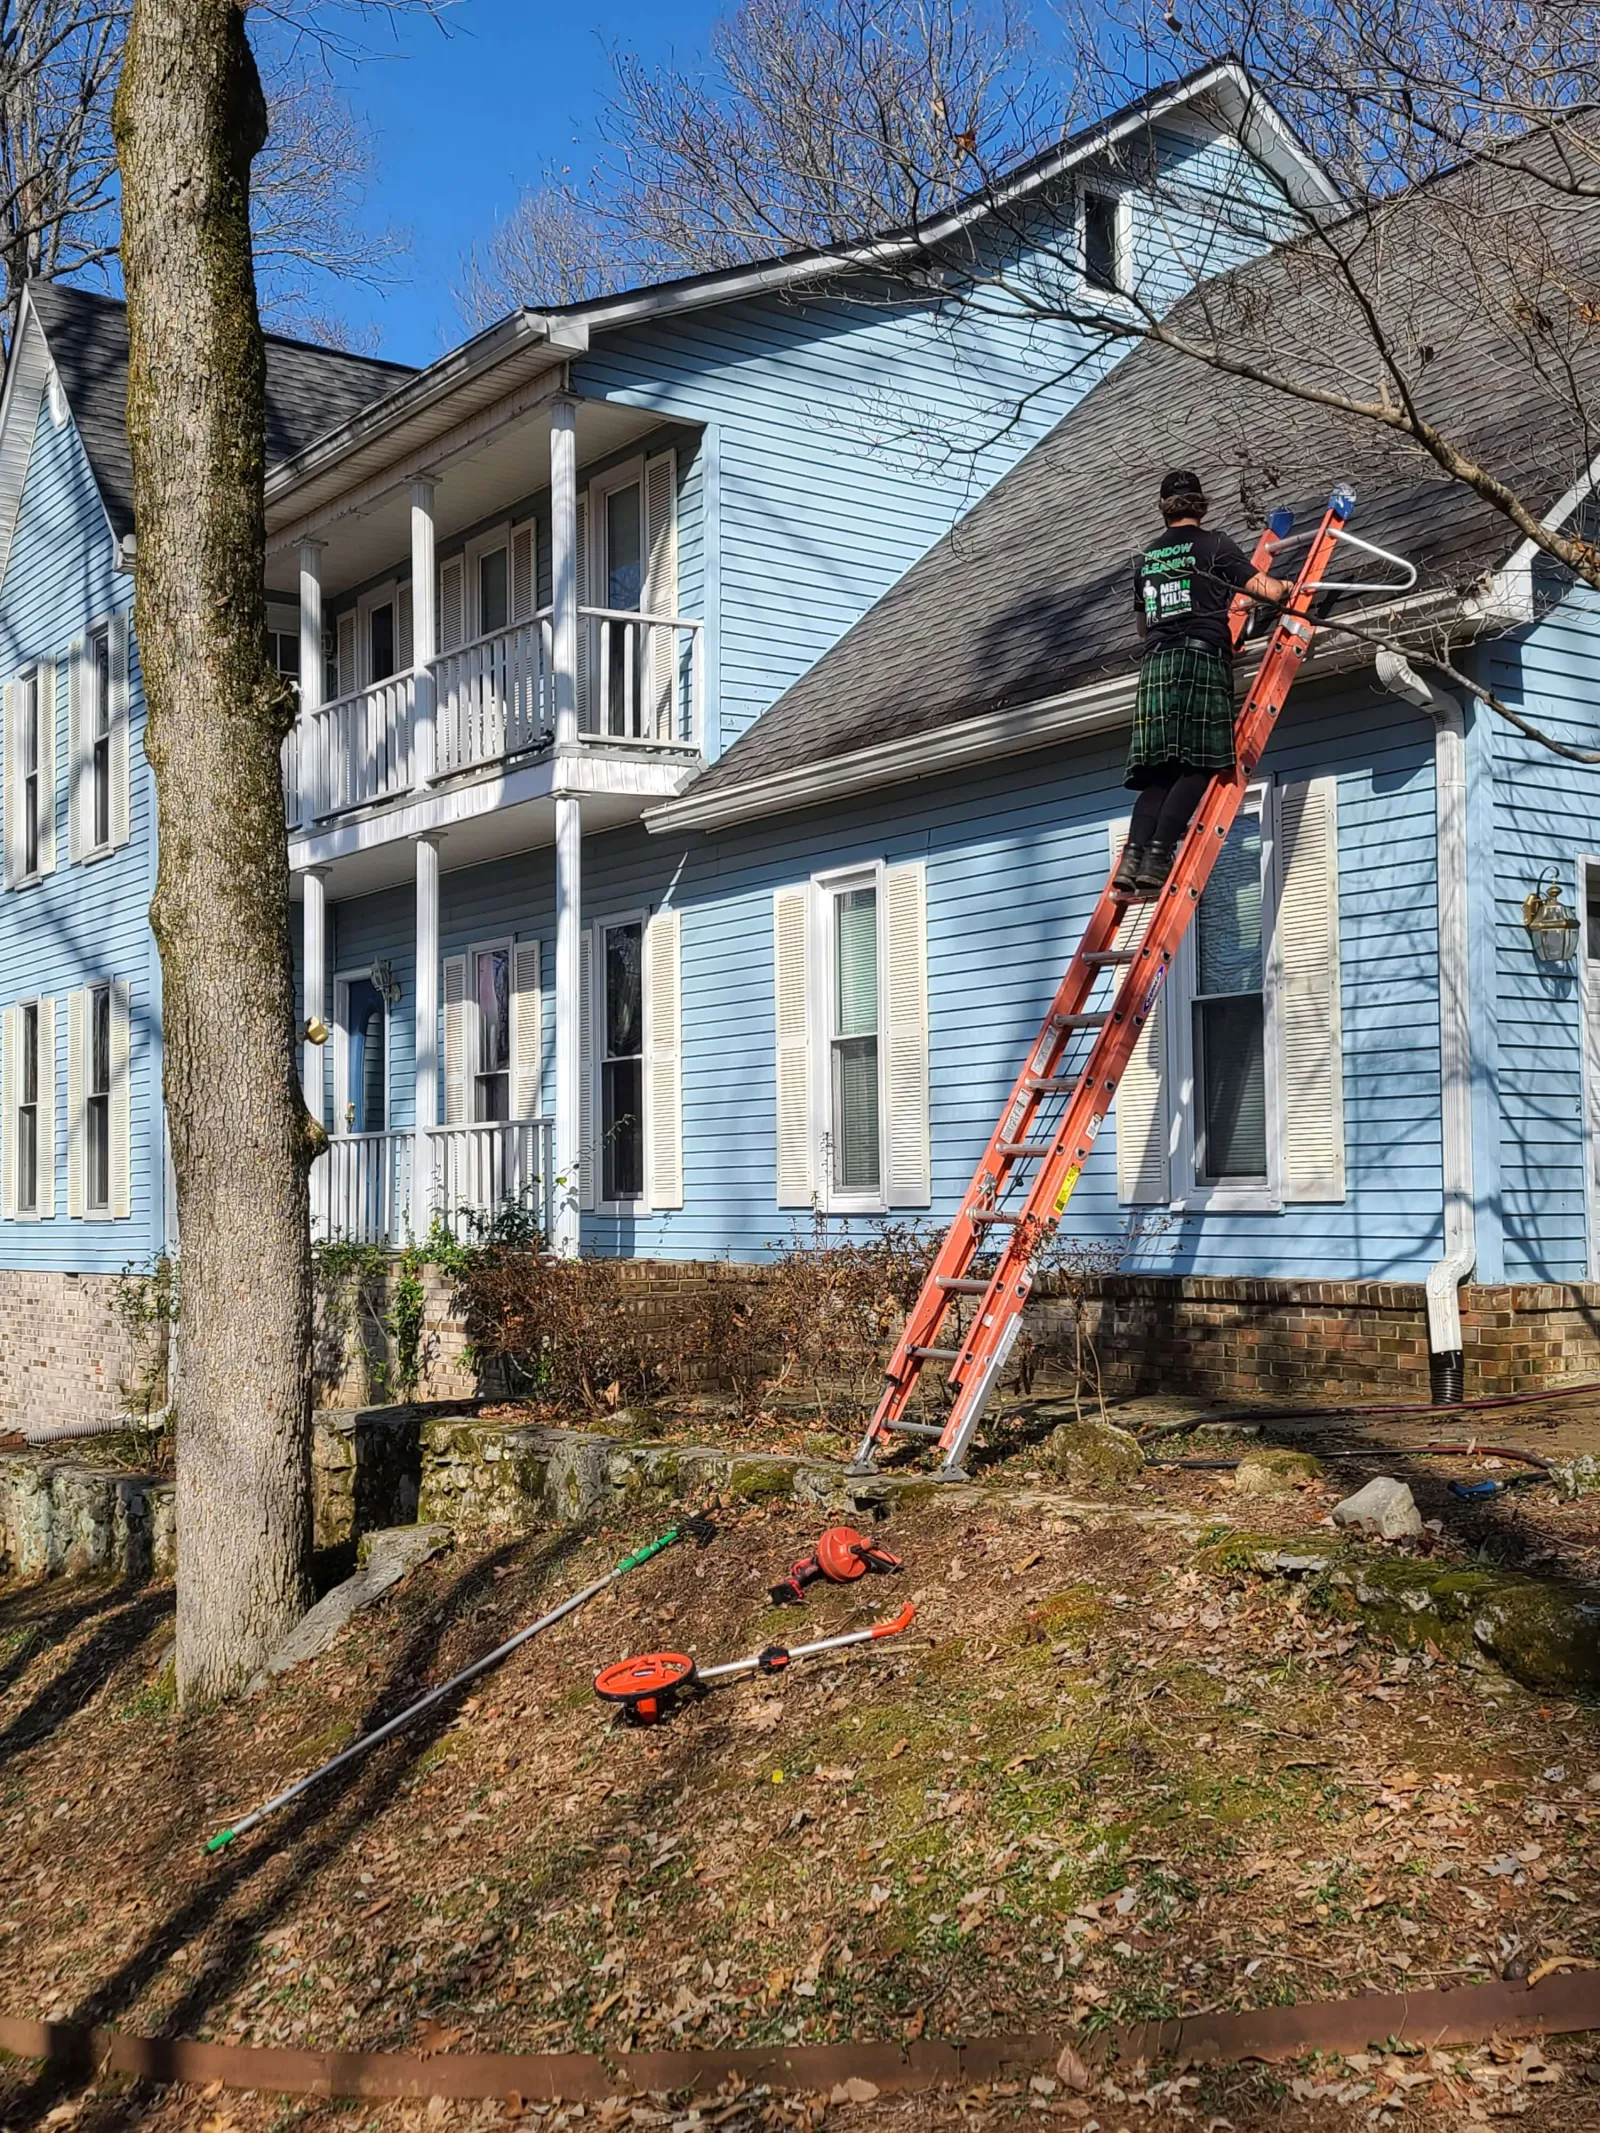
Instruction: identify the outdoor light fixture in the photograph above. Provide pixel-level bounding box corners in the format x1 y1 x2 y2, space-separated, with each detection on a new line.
303 1016 329 1045
369 958 402 1007
1522 868 1580 965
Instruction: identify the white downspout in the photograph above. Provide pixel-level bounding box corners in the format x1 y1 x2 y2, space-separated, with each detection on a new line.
1376 649 1474 1401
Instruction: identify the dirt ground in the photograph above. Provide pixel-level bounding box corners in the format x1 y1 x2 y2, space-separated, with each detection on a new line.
7 1399 1600 2133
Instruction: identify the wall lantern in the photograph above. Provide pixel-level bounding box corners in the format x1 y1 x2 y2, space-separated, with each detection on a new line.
1522 868 1580 965
369 958 402 1007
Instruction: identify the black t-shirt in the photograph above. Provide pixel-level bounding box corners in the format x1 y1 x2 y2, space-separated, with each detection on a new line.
1133 525 1254 656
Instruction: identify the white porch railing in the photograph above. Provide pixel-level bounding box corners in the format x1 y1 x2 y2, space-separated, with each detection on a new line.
309 1118 555 1247
285 611 703 827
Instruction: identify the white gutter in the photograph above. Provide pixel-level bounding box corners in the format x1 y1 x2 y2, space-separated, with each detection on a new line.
1378 648 1474 1401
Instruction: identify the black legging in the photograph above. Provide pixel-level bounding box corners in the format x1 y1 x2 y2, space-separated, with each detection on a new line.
1127 769 1210 849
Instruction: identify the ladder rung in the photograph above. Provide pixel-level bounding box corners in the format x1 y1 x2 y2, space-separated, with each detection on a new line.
1050 1011 1109 1031
1026 1075 1077 1093
909 1344 962 1362
936 1276 990 1294
1083 949 1138 964
998 1141 1053 1159
885 1420 945 1438
969 1209 1021 1224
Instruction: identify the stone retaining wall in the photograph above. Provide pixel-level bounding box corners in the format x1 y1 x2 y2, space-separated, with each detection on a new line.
0 1452 174 1580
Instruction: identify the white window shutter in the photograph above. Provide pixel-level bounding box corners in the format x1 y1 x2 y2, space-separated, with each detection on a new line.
36 994 55 1217
512 524 536 623
67 640 85 863
643 452 679 740
438 556 464 653
1110 819 1171 1205
0 1004 14 1217
442 954 467 1126
109 611 130 848
37 660 55 876
110 980 131 1219
574 492 591 733
511 938 542 1118
773 885 812 1206
578 928 596 1211
66 987 85 1218
335 610 357 697
1276 775 1346 1202
2 679 19 889
397 584 414 671
883 861 931 1206
645 907 683 1210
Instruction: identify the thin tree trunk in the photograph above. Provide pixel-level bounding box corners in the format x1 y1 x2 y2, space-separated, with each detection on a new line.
114 0 316 1701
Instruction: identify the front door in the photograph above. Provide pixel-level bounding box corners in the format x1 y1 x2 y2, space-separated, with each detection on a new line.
342 978 387 1135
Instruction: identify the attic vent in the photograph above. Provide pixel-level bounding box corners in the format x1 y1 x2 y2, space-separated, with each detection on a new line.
46 368 68 428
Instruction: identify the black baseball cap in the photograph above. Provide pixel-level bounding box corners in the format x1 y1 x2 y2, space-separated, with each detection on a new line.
1159 468 1205 499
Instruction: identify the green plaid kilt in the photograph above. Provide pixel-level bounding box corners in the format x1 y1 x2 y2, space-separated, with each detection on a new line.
1127 644 1237 785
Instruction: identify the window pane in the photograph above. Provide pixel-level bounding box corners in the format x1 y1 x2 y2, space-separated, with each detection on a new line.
21 673 37 778
18 1107 35 1211
476 950 509 1073
832 1035 881 1192
1196 995 1267 1177
605 923 643 1059
91 987 110 1095
602 1057 644 1200
21 1003 37 1106
479 548 509 635
834 887 878 1038
606 485 642 610
88 1097 109 1209
369 603 396 682
92 632 111 739
1196 816 1262 997
1084 193 1121 292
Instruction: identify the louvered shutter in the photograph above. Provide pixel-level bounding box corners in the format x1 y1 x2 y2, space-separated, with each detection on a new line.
574 493 591 732
578 929 596 1210
335 610 357 698
1276 775 1346 1202
36 660 55 876
0 1005 14 1217
109 981 131 1219
36 994 55 1216
642 451 679 740
1111 820 1171 1205
439 556 465 652
442 954 468 1125
773 885 812 1206
511 938 542 1118
66 987 85 1217
108 611 130 848
397 584 414 671
883 862 931 1206
511 524 535 623
2 680 20 888
67 640 85 862
644 908 683 1210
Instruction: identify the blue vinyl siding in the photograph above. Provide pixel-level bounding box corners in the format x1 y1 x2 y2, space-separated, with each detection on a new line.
1475 587 1600 1281
0 399 159 1270
327 666 1449 1276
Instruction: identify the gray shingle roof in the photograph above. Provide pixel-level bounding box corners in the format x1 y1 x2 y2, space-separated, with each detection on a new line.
683 164 1596 808
27 281 415 540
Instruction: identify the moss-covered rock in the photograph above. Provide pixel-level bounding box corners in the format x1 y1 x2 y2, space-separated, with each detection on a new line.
1233 1449 1322 1496
727 1457 799 1503
1038 1418 1143 1489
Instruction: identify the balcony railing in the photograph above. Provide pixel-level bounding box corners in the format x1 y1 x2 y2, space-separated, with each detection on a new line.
285 608 702 829
311 1117 555 1247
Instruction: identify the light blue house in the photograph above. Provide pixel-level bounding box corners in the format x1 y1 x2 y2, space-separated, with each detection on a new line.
1 60 1596 1424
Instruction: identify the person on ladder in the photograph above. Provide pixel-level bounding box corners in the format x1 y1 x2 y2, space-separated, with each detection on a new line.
1112 469 1291 898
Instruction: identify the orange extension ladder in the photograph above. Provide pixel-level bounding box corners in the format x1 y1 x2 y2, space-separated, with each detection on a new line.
848 484 1388 1479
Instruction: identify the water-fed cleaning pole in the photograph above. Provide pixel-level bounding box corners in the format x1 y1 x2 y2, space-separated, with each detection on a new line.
697 1601 918 1681
206 1515 716 1854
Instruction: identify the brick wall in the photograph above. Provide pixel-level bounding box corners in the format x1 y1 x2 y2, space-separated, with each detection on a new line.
0 1270 143 1430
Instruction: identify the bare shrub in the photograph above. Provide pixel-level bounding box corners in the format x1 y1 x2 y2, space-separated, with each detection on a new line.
449 1245 690 1414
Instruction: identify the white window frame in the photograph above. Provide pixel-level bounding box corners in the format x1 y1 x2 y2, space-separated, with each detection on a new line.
356 578 402 688
810 861 888 1217
266 600 301 702
466 934 514 1126
1077 182 1135 303
587 456 646 614
1579 854 1600 1280
589 906 650 1215
465 523 514 645
16 664 47 884
332 969 392 1137
82 979 113 1217
1164 778 1283 1214
10 995 48 1220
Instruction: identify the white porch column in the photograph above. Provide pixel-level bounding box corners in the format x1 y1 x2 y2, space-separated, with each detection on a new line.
301 865 329 1120
412 833 441 1242
297 539 324 822
549 397 579 752
411 478 437 790
553 792 582 1255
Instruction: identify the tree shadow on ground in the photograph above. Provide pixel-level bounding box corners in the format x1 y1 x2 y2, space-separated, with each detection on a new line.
0 1581 174 1764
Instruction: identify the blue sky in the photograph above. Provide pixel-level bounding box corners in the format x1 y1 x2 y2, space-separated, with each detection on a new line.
318 0 725 365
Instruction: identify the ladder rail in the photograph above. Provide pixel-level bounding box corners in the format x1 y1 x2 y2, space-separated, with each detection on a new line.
851 492 1350 1474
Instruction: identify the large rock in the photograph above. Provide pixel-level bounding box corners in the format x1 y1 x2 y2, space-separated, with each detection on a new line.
1331 1475 1422 1539
1039 1418 1144 1488
1234 1449 1321 1496
247 1523 452 1692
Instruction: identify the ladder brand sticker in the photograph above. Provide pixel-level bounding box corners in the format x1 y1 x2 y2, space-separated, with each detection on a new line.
1086 1112 1104 1141
1053 1164 1082 1213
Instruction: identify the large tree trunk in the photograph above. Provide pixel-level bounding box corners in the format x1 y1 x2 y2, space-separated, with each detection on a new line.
114 0 316 1701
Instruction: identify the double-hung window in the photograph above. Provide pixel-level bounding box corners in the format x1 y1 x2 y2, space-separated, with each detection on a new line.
19 669 43 877
472 945 511 1123
88 629 112 853
1082 189 1127 296
16 1001 39 1213
600 919 644 1203
86 982 111 1213
829 882 882 1199
1190 806 1269 1183
478 545 509 638
69 616 128 864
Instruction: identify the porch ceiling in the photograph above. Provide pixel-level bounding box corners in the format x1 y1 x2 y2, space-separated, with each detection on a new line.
264 396 675 602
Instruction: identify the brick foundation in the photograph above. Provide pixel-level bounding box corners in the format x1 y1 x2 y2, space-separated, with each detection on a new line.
0 1270 145 1431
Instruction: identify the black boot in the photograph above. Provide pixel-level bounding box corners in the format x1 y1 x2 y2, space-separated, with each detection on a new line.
1134 838 1179 893
1111 841 1148 896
